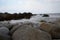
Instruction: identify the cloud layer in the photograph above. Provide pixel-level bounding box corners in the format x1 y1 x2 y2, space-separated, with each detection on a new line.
0 0 60 14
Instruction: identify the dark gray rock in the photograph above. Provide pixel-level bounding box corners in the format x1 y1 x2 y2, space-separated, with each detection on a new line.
0 27 10 40
53 39 60 40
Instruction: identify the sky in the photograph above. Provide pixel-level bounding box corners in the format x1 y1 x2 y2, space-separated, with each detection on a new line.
0 0 60 14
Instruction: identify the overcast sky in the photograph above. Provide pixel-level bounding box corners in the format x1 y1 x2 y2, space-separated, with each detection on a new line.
0 0 60 14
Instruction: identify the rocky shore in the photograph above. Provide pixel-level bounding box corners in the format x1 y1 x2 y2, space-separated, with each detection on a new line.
0 14 60 40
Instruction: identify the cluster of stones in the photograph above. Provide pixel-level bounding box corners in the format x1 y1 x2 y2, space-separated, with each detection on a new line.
0 19 60 40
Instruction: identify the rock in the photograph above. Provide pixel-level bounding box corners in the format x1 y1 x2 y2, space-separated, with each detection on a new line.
12 23 52 40
0 34 10 40
0 27 10 40
40 22 53 32
53 39 60 40
53 19 60 27
40 22 60 38
0 27 9 34
0 21 12 29
10 22 23 34
10 21 40 34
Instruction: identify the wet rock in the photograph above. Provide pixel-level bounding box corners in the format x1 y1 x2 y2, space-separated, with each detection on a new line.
12 23 52 40
40 22 60 38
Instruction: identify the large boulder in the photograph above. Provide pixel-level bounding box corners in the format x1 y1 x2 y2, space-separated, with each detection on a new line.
0 27 10 40
0 21 12 29
10 21 40 34
0 27 9 34
12 23 52 40
10 22 23 34
40 22 60 38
